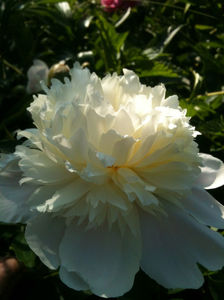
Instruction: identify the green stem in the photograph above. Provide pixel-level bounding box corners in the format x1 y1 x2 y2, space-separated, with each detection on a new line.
206 91 224 96
2 58 23 75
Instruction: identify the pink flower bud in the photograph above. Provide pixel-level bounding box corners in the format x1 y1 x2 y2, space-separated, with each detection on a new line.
101 0 139 12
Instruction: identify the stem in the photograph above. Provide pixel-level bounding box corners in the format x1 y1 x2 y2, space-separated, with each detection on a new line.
2 58 23 75
206 91 224 96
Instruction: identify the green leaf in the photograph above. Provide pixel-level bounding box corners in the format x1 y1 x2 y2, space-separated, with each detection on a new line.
208 276 224 300
139 61 179 78
10 232 36 268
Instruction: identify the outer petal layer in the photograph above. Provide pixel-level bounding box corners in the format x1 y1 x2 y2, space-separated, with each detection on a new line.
0 155 36 223
25 214 65 269
198 153 224 189
59 222 141 297
182 187 224 228
59 267 89 291
140 204 224 289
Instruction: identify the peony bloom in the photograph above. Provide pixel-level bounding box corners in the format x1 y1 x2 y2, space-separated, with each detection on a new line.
101 0 138 12
56 1 71 16
1 63 224 297
26 60 49 94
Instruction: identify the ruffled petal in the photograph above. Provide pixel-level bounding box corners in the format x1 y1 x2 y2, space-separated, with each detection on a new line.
16 146 72 184
140 204 224 289
99 129 122 155
36 178 90 212
112 136 135 165
25 214 65 269
0 155 36 223
59 222 141 297
197 153 224 189
112 109 134 136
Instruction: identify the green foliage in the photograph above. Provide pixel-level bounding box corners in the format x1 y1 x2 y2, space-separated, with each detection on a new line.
0 0 224 299
10 232 37 268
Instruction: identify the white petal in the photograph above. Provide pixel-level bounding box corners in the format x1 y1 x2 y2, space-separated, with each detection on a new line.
112 109 134 136
150 84 166 107
197 153 224 189
112 136 135 165
87 183 130 211
140 204 224 289
69 63 91 104
29 185 59 208
182 187 224 228
37 178 90 212
128 135 156 165
127 182 158 206
99 129 122 155
86 108 105 147
86 73 104 108
27 94 51 129
25 215 65 269
52 128 89 165
16 146 72 184
60 104 87 139
59 267 89 291
101 74 123 110
96 152 115 168
0 153 17 171
59 222 141 297
138 161 198 190
122 69 141 92
0 157 36 223
137 142 179 167
17 129 43 150
162 95 179 108
46 62 90 105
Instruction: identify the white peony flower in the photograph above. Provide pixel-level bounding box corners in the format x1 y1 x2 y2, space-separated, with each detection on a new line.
26 60 49 94
56 2 71 16
1 63 224 297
